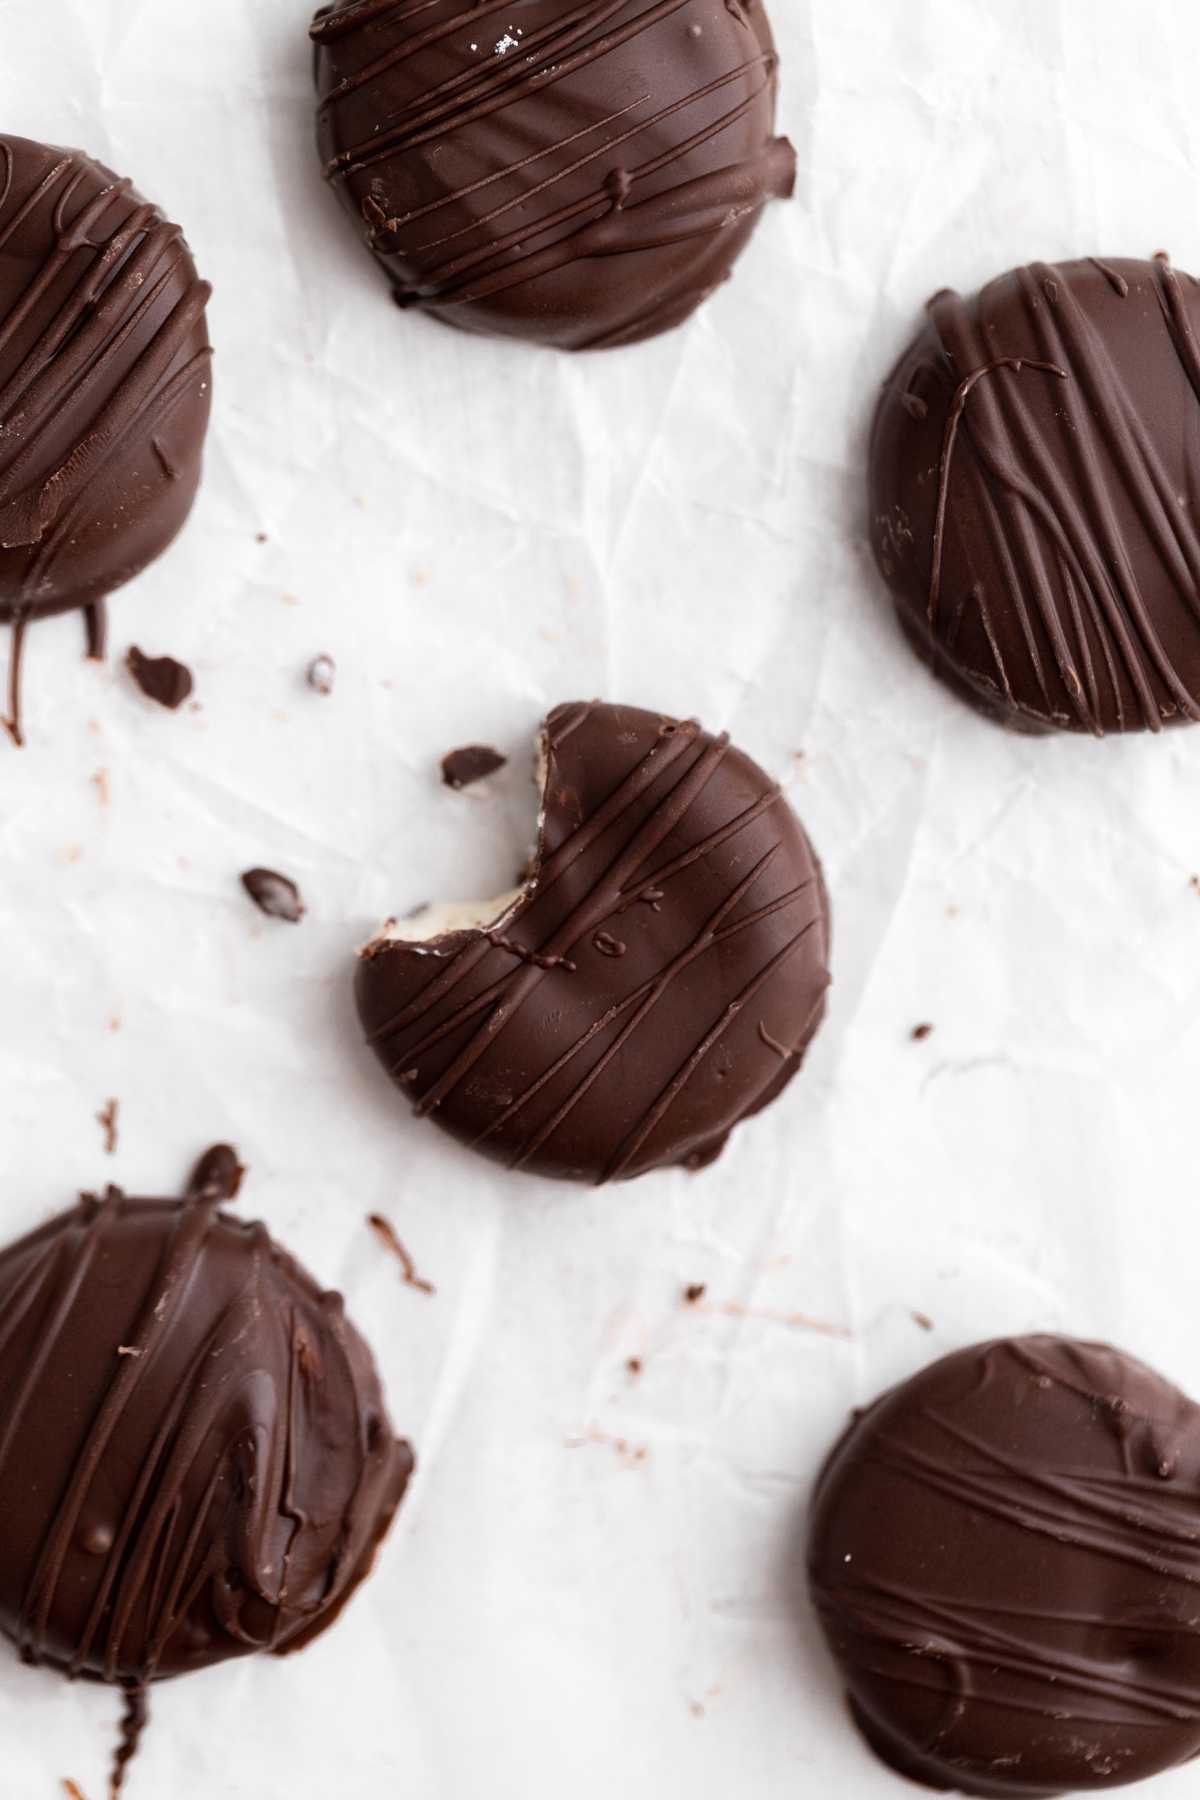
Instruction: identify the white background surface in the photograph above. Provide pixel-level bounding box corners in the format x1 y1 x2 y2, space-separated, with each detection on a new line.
4 0 1200 1794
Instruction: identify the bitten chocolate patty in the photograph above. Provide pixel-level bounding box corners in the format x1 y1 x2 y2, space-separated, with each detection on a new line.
808 1335 1200 1797
0 1147 411 1692
356 700 831 1184
0 134 212 739
870 256 1200 735
311 0 796 351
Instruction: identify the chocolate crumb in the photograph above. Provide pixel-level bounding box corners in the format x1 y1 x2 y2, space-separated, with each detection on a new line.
126 646 193 711
911 1023 934 1042
241 868 306 923
306 654 336 695
368 1214 436 1296
627 1357 643 1377
97 1098 119 1156
912 1311 934 1332
441 744 507 790
684 1284 707 1305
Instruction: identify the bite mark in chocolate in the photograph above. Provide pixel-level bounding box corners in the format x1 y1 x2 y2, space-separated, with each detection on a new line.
356 701 832 1184
241 868 306 923
126 646 193 711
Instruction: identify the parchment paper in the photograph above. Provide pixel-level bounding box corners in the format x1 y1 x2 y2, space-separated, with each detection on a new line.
4 1 1200 1794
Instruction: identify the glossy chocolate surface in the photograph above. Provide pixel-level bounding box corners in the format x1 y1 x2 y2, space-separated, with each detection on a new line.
357 699 831 1183
0 135 211 638
0 1146 412 1688
311 0 796 351
809 1335 1200 1795
870 257 1200 735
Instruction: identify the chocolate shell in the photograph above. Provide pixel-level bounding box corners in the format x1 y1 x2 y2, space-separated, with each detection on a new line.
808 1335 1200 1796
0 134 212 738
356 699 831 1183
311 0 797 351
870 256 1200 735
0 1146 412 1692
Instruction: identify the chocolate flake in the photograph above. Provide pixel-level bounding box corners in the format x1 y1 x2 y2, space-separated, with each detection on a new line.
241 869 306 924
910 1022 934 1041
440 745 507 790
684 1284 707 1306
368 1214 435 1296
97 1099 119 1157
127 646 193 711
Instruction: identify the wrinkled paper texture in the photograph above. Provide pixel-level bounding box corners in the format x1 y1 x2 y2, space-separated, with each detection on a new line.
4 0 1200 1794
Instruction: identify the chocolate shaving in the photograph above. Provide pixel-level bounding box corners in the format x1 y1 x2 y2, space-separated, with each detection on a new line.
912 1311 934 1331
683 1284 707 1305
241 868 306 923
126 646 193 711
368 1215 435 1295
911 1023 935 1042
441 744 507 790
97 1099 119 1156
62 1783 89 1800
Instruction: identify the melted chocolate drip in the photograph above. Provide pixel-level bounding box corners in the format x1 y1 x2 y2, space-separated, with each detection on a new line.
356 700 831 1183
311 0 796 351
0 1148 413 1699
0 135 212 740
808 1335 1200 1796
871 256 1200 735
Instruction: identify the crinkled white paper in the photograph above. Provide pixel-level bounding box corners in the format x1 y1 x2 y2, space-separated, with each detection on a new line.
5 0 1200 1794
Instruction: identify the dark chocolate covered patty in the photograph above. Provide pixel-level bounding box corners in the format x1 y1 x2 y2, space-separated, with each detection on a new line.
311 0 796 351
809 1335 1200 1796
357 700 831 1183
0 1147 411 1695
0 134 212 738
871 257 1200 735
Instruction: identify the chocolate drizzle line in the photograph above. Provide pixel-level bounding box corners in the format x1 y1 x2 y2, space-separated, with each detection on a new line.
876 257 1200 735
0 1144 412 1792
809 1335 1200 1795
357 701 831 1182
312 0 795 350
0 137 211 740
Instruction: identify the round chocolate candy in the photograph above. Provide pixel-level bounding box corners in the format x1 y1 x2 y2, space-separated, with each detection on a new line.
808 1335 1200 1796
870 256 1200 735
311 0 797 352
0 134 212 738
356 699 831 1183
0 1147 412 1698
